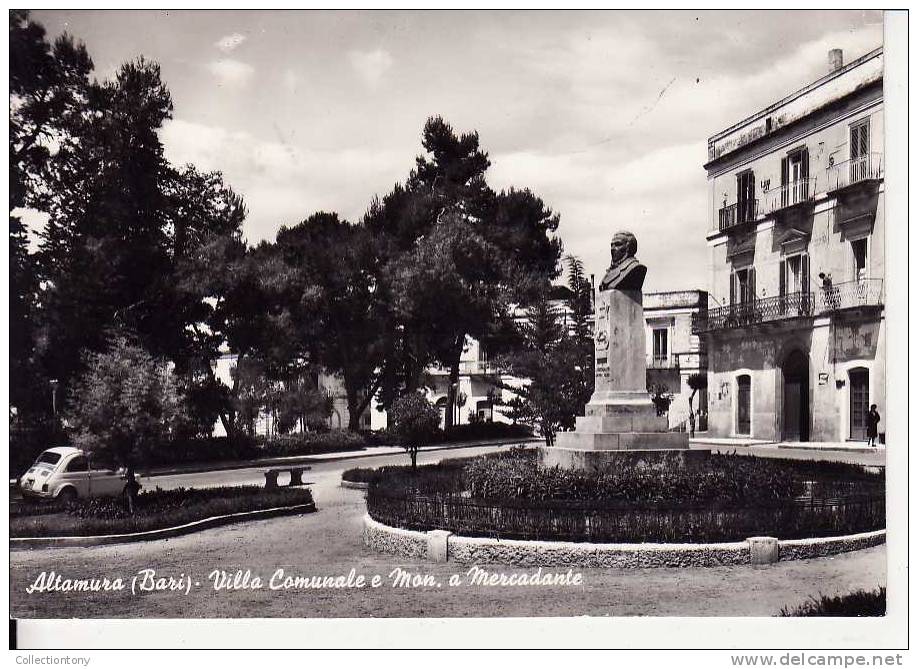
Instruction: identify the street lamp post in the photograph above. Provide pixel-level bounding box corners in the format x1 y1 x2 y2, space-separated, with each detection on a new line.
49 379 59 417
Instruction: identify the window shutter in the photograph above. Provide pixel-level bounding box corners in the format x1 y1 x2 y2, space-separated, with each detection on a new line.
730 271 736 305
781 157 788 187
779 259 786 296
801 148 810 186
801 253 809 292
749 267 756 302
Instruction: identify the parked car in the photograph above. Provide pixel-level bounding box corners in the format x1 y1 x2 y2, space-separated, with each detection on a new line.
18 446 140 502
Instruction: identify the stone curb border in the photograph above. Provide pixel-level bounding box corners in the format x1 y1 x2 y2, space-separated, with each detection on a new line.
363 514 885 568
11 503 316 551
340 480 370 490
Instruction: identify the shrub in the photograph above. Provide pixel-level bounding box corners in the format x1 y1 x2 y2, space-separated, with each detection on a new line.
10 485 314 537
390 392 441 469
256 430 368 457
780 588 886 617
365 450 885 543
341 467 380 484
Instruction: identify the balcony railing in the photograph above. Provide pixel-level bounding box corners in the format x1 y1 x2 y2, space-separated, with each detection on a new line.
692 281 884 334
762 177 816 216
718 199 758 232
826 153 883 193
692 291 814 333
817 279 884 312
647 355 678 369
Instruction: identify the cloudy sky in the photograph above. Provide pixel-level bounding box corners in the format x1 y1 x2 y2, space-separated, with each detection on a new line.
34 9 883 292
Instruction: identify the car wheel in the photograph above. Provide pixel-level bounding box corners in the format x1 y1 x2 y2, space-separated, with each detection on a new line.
57 488 78 504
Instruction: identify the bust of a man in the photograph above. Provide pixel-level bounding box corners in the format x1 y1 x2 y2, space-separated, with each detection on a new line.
598 231 646 291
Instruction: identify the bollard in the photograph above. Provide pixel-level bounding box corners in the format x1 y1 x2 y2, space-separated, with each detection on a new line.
289 468 304 486
427 530 452 563
747 536 780 564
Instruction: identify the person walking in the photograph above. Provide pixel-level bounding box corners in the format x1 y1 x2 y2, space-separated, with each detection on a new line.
866 404 881 448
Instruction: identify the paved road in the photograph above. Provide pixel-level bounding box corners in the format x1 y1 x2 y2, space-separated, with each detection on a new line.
10 443 886 619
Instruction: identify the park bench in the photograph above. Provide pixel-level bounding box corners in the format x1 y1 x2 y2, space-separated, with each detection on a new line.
263 466 311 489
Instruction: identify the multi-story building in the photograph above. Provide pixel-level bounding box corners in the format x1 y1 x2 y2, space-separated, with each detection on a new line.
694 47 885 443
644 290 709 429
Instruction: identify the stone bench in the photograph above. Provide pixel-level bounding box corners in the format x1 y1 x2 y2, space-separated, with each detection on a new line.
263 466 311 489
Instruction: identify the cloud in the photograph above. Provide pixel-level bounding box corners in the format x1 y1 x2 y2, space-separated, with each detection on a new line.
159 119 410 241
215 32 246 53
206 59 255 88
348 49 393 88
281 69 299 93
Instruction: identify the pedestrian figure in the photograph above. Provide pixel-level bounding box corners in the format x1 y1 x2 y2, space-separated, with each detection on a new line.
866 404 881 448
818 272 837 310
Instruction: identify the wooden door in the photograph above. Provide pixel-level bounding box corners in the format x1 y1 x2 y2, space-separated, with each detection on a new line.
737 375 751 435
849 369 869 440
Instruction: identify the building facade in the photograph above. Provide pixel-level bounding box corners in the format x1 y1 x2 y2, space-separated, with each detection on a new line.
694 47 885 443
644 290 709 430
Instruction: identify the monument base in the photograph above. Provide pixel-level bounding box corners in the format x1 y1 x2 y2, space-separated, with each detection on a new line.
550 396 690 471
539 443 705 474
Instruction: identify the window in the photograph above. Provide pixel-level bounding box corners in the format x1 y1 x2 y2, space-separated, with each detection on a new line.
850 121 870 160
66 456 89 472
736 171 756 222
779 253 810 316
780 148 810 206
652 328 668 365
852 238 868 282
850 121 870 182
730 267 755 305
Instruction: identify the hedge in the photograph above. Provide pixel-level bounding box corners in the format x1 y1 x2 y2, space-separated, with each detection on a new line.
10 485 314 537
364 450 886 543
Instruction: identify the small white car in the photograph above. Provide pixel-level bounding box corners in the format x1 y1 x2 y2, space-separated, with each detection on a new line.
18 447 140 502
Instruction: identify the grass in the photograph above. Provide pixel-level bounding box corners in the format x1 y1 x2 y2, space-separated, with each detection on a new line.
10 485 314 538
779 587 886 616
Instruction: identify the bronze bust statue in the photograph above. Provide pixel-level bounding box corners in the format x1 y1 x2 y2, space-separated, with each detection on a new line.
598 231 646 291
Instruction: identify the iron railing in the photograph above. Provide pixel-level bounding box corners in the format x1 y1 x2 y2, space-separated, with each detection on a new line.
718 199 759 232
366 485 884 544
826 153 883 193
692 280 884 333
817 279 884 312
762 177 816 216
692 291 814 333
647 354 678 369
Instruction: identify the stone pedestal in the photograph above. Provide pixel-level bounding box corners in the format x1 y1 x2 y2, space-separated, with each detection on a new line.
550 287 689 470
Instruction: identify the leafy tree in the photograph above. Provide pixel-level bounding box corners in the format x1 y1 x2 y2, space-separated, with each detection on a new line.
648 384 674 417
367 118 562 426
687 372 708 437
270 212 389 430
389 392 441 470
387 213 510 428
67 334 185 512
37 57 175 393
9 10 92 419
497 293 583 446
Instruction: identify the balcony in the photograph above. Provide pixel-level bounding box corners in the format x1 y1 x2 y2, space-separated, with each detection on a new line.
817 279 884 312
718 199 758 233
647 354 678 370
762 177 816 216
692 280 884 334
692 292 814 333
826 153 883 194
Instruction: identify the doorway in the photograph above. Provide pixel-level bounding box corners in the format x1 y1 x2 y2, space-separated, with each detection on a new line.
849 368 869 440
782 350 809 441
736 375 751 435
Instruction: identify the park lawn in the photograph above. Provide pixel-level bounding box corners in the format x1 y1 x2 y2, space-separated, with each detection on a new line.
11 485 314 538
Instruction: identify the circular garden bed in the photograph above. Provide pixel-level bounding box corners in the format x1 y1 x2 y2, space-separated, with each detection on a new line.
365 449 884 543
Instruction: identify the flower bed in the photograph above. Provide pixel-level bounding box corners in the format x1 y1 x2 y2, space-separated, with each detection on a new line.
365 450 884 543
11 485 314 538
